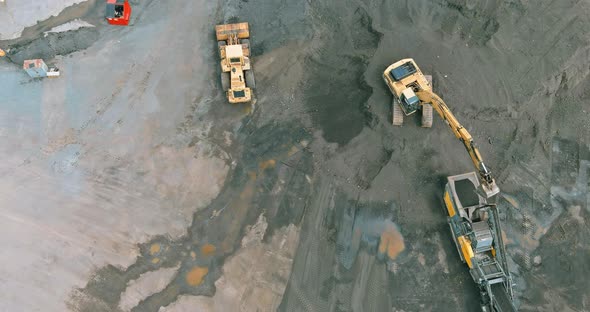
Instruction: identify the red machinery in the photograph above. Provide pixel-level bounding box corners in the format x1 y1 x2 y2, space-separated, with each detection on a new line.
106 0 131 26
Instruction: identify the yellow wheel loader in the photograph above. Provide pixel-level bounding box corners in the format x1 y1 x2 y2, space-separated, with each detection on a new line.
216 22 255 103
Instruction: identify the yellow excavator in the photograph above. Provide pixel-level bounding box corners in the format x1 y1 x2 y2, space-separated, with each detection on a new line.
383 58 499 199
384 59 515 311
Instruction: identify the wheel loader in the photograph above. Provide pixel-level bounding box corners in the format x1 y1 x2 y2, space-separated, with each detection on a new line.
215 22 255 103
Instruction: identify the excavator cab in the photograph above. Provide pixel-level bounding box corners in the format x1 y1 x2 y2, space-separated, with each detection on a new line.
399 88 420 115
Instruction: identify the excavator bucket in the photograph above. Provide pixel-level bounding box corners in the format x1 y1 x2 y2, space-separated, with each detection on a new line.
215 22 250 41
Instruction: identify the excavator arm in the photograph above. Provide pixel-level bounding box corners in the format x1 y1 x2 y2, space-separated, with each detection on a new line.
416 90 500 199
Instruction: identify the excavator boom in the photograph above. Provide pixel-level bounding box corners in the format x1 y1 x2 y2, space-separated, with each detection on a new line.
415 90 500 199
382 58 499 198
384 59 512 311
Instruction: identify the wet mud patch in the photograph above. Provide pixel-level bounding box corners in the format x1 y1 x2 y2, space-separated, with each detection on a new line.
329 192 405 269
303 3 382 146
0 0 102 44
1 0 105 64
69 120 313 312
7 28 100 65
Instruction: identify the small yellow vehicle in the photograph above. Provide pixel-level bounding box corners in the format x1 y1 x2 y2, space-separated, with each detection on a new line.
215 22 255 103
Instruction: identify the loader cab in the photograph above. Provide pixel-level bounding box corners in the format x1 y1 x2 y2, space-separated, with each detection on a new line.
224 45 244 66
399 88 420 115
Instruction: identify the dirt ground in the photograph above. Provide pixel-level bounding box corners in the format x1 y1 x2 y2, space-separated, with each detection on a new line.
1 0 589 311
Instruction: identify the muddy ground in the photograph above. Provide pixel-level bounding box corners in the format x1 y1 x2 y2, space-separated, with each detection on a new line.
1 0 589 311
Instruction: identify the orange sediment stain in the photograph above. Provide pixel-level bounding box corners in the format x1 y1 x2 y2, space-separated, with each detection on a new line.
259 159 276 170
151 258 160 264
287 146 300 157
201 244 216 256
378 227 405 260
149 243 161 255
186 266 209 286
502 194 520 209
222 172 257 252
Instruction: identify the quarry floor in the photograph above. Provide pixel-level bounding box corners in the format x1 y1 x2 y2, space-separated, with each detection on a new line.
0 0 589 311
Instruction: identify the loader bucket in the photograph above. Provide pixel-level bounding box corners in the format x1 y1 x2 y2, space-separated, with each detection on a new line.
216 22 250 41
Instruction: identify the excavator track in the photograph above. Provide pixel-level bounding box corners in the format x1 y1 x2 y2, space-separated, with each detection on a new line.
392 99 404 126
421 104 433 128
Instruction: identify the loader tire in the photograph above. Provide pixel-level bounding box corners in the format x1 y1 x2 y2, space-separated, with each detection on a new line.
245 70 256 89
392 100 403 126
221 72 230 91
217 41 226 58
241 39 250 56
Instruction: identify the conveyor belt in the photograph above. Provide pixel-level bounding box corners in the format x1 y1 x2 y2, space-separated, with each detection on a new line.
491 283 516 312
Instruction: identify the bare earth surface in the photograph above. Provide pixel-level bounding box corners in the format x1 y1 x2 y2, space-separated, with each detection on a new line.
0 0 589 311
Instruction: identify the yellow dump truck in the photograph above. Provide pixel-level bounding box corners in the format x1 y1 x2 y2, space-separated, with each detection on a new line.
216 22 255 103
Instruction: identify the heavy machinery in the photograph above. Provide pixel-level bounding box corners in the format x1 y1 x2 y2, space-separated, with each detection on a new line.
444 173 515 312
105 0 131 26
0 48 5 57
216 22 255 103
383 58 433 127
384 58 514 310
383 58 499 199
23 59 60 78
